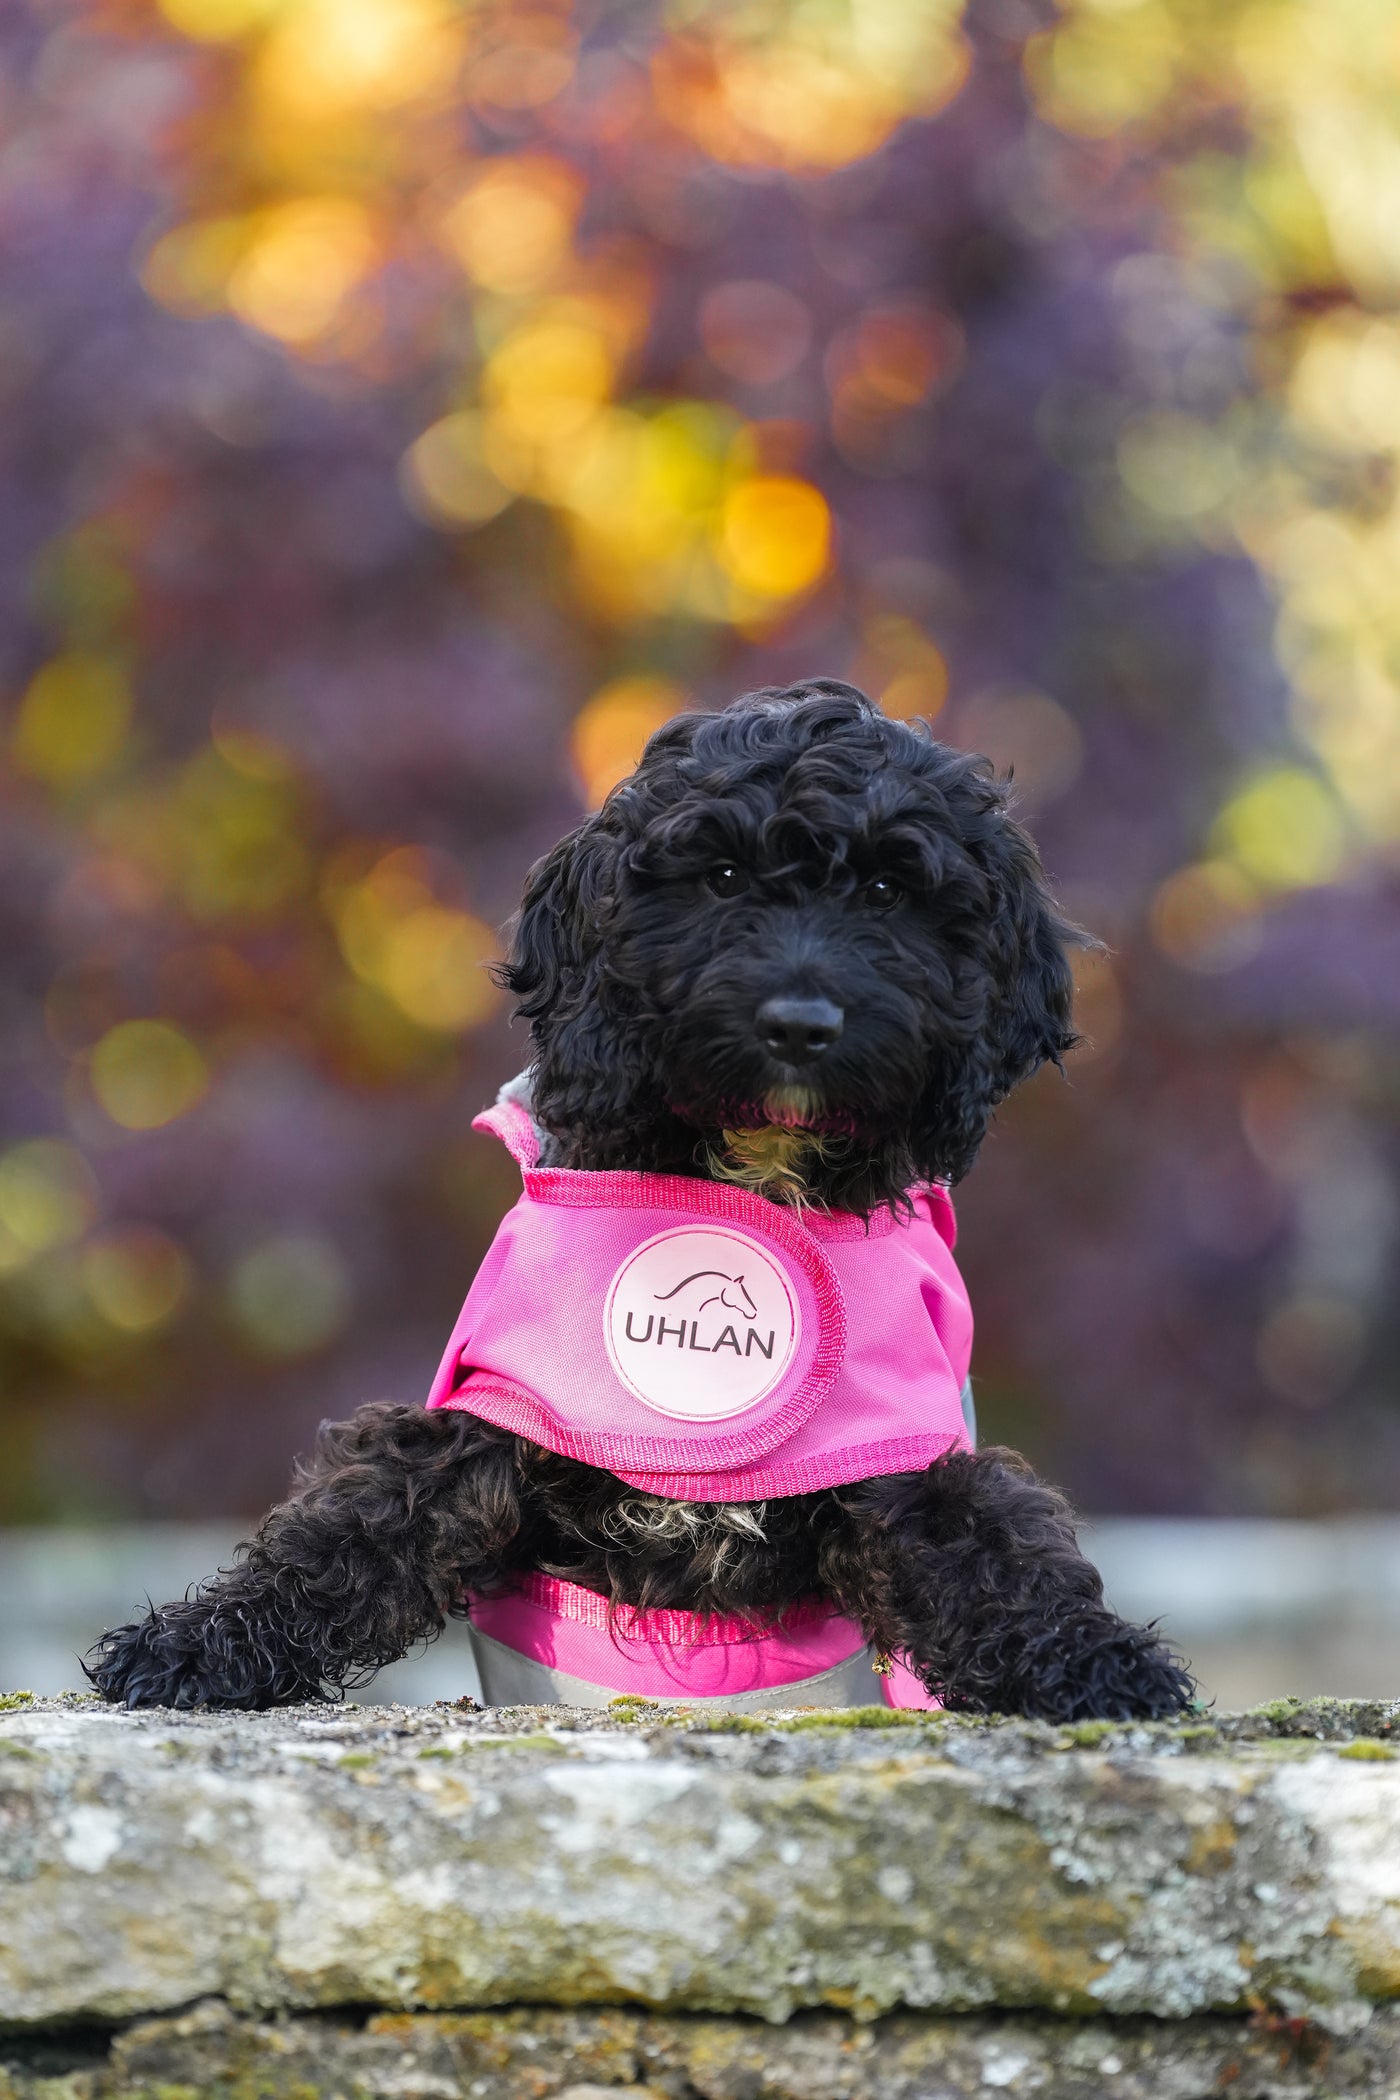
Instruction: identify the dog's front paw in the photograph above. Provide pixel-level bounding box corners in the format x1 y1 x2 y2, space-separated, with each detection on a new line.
85 1608 215 1709
1018 1618 1195 1724
84 1599 320 1711
85 1604 256 1710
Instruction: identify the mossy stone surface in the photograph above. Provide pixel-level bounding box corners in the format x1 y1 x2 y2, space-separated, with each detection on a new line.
2 1695 1398 2034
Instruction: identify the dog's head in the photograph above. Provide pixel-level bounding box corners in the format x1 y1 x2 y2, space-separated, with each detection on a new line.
501 680 1084 1211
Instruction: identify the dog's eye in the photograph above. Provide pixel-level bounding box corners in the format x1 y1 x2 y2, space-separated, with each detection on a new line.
706 864 749 898
861 877 902 910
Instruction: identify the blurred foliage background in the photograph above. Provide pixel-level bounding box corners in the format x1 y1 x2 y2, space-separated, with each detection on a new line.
1 0 1397 1529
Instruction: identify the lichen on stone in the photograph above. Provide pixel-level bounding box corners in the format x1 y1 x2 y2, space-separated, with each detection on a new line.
3 1695 1399 2038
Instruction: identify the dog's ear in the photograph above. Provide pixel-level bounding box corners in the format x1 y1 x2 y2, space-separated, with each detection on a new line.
913 788 1086 1187
499 816 661 1149
980 805 1084 1103
497 816 614 1027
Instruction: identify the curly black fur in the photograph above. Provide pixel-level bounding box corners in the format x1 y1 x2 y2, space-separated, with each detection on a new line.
88 681 1193 1722
505 679 1085 1209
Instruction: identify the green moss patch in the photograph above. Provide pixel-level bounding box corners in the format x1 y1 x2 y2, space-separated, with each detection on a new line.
777 1705 928 1732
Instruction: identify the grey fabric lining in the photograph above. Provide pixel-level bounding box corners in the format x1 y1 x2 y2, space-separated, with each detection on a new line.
495 1070 549 1157
960 1377 977 1447
467 1624 888 1711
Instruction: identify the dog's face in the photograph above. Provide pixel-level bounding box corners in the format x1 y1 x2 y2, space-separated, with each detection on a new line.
502 681 1081 1209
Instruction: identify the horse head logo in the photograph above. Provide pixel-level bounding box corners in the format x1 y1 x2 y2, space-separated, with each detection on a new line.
653 1269 758 1319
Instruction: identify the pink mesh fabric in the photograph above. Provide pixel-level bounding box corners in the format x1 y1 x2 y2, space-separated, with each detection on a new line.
426 1096 973 1501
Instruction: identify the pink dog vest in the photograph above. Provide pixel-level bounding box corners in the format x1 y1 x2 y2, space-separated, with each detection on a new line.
427 1095 973 1499
426 1093 973 1706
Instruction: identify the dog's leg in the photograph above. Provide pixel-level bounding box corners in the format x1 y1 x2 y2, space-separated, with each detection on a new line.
831 1448 1194 1722
85 1406 522 1711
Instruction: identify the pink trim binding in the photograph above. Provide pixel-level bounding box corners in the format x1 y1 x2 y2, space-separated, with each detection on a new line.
477 1096 542 1169
435 1382 962 1502
472 1097 954 1251
502 1571 838 1643
604 1428 965 1501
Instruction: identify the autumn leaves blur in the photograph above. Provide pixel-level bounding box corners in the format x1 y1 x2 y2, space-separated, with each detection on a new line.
4 0 1400 1516
1025 0 1400 983
135 0 962 652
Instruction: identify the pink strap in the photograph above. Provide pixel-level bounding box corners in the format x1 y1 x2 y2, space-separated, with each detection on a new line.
502 1571 839 1644
470 1573 870 1698
470 1573 941 1708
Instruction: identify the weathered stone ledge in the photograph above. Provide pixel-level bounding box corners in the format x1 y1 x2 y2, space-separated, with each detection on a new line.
2 1694 1399 2045
5 1998 1400 2100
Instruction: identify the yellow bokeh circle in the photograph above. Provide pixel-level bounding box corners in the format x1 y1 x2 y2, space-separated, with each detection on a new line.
227 1232 351 1357
440 158 581 295
330 851 499 1034
717 476 831 599
377 907 498 1031
570 677 685 807
401 412 514 528
13 654 131 786
82 1227 192 1333
227 199 378 346
90 1022 209 1131
1213 767 1348 891
0 1140 99 1264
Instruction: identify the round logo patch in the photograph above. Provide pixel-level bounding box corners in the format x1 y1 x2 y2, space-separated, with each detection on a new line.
603 1226 802 1421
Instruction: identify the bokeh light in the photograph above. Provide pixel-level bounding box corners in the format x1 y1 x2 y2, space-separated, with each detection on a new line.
440 158 583 295
957 691 1084 807
716 475 831 599
0 1143 99 1270
13 656 132 788
226 199 380 346
253 0 465 118
81 1228 192 1335
227 1232 351 1357
1213 769 1350 892
1149 862 1265 974
401 413 515 529
89 1023 209 1133
330 851 500 1034
700 281 813 386
571 677 686 807
654 0 971 170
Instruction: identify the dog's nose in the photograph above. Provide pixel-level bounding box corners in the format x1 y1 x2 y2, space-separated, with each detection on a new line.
756 996 844 1064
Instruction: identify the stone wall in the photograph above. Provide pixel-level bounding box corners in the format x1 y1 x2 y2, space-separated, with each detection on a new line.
2 1693 1399 2097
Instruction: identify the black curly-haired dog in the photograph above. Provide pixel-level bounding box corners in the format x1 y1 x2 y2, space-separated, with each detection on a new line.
88 681 1194 1721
